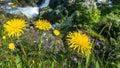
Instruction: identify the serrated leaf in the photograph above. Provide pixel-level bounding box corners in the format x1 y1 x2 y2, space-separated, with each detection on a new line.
117 63 120 68
95 61 100 68
51 61 54 68
16 55 22 68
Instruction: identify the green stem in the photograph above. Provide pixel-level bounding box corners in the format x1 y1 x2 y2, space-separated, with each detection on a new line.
99 23 108 35
39 35 42 51
17 37 27 59
85 55 90 68
37 33 43 68
38 31 44 51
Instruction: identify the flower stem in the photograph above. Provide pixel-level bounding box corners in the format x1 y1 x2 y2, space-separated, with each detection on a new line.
37 33 43 67
17 37 27 59
39 33 43 51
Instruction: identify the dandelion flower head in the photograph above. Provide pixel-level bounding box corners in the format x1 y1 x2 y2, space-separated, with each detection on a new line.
2 36 6 40
4 19 27 37
34 19 51 31
66 31 92 56
11 4 16 9
32 60 35 64
8 43 15 50
53 29 60 36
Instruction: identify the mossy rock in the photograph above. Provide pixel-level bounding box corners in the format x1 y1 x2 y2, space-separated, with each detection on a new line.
41 31 65 53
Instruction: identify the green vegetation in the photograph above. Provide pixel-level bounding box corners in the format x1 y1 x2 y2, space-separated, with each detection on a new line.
0 0 120 68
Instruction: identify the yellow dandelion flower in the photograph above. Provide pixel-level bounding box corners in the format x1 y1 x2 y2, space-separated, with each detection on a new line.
8 43 15 50
11 4 16 9
32 60 35 64
34 19 51 31
53 29 60 36
66 31 92 56
2 36 6 40
4 19 27 37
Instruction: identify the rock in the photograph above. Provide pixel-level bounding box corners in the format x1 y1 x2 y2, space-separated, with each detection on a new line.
66 0 76 6
22 27 40 46
38 7 52 18
41 31 65 53
42 5 68 23
49 0 65 9
22 29 65 53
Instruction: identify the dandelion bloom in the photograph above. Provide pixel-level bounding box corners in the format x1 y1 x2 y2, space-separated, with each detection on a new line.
8 43 15 50
53 29 60 36
2 36 6 40
34 20 51 31
32 60 35 64
11 4 16 9
66 31 92 56
4 19 27 37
